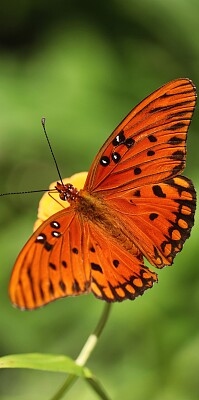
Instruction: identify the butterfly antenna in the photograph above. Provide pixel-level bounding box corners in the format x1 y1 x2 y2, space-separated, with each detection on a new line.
0 189 53 197
41 117 64 185
0 119 62 198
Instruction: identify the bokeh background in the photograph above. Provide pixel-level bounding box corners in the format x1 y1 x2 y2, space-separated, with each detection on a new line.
0 1 199 399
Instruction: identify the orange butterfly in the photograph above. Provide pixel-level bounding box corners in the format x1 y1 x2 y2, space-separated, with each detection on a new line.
9 78 196 310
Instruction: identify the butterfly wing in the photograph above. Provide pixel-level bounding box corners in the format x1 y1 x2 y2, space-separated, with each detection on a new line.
86 222 157 301
85 78 196 194
106 176 196 268
84 78 196 270
9 208 91 309
9 204 157 308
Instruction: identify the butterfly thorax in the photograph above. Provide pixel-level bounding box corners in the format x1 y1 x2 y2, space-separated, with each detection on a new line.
55 182 79 203
76 189 141 258
76 190 107 223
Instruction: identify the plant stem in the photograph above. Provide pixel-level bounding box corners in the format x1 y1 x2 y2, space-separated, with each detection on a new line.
50 302 112 400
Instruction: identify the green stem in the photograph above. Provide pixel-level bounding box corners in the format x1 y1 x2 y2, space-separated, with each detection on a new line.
86 376 112 400
50 302 112 400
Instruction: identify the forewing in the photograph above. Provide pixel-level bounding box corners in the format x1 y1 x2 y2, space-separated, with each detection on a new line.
85 79 196 194
9 208 91 310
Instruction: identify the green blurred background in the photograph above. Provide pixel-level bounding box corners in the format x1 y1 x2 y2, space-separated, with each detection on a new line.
0 1 199 399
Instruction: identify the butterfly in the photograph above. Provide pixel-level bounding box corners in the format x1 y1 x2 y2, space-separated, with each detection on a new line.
9 78 196 310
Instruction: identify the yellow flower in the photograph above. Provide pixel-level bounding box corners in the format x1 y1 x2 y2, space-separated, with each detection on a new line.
34 172 88 231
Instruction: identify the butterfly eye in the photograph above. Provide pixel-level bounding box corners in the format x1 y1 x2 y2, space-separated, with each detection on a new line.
59 192 68 201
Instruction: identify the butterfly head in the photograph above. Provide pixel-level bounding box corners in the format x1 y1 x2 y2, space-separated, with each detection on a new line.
55 182 79 203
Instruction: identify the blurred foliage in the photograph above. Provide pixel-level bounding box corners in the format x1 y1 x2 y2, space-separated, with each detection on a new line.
0 0 199 399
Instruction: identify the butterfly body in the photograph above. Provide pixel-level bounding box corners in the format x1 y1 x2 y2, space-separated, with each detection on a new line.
9 78 196 309
56 185 142 260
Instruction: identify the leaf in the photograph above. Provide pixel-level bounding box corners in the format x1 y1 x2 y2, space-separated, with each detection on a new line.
0 353 112 399
0 353 92 378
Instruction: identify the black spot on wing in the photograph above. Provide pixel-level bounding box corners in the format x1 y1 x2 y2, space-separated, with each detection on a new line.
149 99 191 112
51 231 61 238
49 280 54 295
49 263 56 270
85 281 90 290
147 150 155 156
148 135 157 142
167 136 184 145
59 280 66 292
72 247 78 254
112 152 121 163
72 280 81 292
44 242 53 251
27 268 36 304
149 213 158 221
50 221 60 229
35 233 46 244
62 260 67 268
91 262 103 273
134 167 142 175
168 122 186 131
134 190 141 197
152 185 166 198
113 259 119 268
170 150 184 160
112 130 126 146
125 137 135 148
100 156 110 166
39 284 45 300
172 161 185 176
